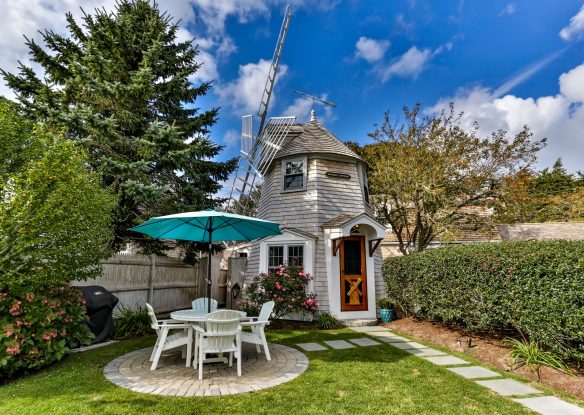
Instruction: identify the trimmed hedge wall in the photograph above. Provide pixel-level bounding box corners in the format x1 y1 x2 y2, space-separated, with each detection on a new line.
383 241 584 361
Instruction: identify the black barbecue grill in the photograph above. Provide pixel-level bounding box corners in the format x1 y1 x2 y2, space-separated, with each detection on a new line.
77 285 119 344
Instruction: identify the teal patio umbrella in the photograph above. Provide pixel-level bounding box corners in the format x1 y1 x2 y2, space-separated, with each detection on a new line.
130 209 281 312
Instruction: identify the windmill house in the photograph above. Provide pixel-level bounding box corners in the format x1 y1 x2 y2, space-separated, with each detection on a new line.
227 6 386 324
242 110 387 324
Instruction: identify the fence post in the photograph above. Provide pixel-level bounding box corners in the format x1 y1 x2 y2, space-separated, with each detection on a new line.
147 254 156 304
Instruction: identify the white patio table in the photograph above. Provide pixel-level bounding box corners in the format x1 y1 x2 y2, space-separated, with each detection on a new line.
170 309 246 366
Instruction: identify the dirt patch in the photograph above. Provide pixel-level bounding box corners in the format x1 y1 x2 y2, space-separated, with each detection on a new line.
385 317 584 400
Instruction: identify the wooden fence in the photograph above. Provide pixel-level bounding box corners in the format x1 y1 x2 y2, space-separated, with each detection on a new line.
71 253 228 314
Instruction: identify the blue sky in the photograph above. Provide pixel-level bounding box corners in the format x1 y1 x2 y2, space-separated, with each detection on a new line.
0 0 583 176
180 0 584 174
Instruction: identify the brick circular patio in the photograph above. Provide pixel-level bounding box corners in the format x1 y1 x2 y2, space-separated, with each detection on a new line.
103 343 309 396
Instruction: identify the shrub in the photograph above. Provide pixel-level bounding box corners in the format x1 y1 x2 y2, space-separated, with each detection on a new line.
378 297 394 310
0 108 116 380
114 307 153 339
503 337 573 381
383 241 584 361
244 264 318 319
236 300 261 318
316 312 342 330
0 132 116 288
0 285 93 380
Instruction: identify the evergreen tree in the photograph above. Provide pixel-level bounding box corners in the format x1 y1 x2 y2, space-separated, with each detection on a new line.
2 0 236 254
533 159 579 195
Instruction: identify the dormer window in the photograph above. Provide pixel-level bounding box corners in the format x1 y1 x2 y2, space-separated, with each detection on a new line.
282 156 307 192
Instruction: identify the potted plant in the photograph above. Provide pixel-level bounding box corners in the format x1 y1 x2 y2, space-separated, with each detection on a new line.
378 297 394 324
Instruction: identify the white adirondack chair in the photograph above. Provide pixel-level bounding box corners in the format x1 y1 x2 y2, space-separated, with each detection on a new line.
193 310 242 380
146 303 193 370
192 297 218 312
240 301 274 361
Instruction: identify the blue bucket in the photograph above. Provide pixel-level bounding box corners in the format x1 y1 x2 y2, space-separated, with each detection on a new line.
380 309 393 323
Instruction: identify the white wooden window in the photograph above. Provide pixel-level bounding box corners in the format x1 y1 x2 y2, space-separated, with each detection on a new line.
282 156 307 192
267 244 304 271
268 246 284 271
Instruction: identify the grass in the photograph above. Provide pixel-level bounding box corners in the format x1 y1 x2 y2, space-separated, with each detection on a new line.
0 329 536 415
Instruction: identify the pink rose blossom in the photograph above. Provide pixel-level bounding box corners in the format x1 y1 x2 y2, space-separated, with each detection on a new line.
6 345 20 355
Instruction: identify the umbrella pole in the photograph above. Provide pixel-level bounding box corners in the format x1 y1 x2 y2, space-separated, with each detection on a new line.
207 217 213 313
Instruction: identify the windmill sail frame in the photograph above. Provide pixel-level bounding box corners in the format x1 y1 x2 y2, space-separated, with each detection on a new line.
226 5 295 216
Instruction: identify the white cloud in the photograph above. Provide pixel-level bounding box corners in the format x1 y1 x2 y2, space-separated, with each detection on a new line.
427 62 584 172
499 3 516 16
216 58 288 114
0 0 113 98
380 46 432 82
191 0 270 35
354 37 390 63
191 0 341 36
560 4 584 41
376 42 453 83
283 93 336 123
222 128 240 149
0 1 223 98
395 13 415 33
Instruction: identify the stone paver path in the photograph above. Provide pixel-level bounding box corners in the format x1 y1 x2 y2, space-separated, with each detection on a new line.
297 342 328 351
476 379 543 397
403 348 446 357
513 397 584 415
104 342 308 396
422 355 469 366
348 325 583 415
349 337 381 347
448 366 501 379
323 340 355 349
376 336 409 343
390 341 428 350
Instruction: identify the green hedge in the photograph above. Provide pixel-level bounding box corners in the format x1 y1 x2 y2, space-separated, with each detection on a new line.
383 241 584 361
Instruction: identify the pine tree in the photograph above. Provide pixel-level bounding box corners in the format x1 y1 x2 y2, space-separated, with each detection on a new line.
2 0 237 254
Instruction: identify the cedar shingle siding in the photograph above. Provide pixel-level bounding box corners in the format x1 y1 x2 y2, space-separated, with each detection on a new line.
244 119 383 314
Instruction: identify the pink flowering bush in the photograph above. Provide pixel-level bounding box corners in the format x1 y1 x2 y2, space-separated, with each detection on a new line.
242 264 318 319
0 284 93 380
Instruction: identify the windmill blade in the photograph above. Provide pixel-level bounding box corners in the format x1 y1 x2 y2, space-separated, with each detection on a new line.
240 115 254 158
226 116 296 216
254 116 296 176
257 5 292 137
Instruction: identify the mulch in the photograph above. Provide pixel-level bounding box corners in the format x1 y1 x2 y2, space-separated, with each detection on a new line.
384 317 584 400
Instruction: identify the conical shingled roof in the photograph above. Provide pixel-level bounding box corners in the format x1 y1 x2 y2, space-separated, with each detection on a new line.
273 119 361 161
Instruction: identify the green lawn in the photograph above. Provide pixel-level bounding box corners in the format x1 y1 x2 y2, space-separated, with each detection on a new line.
0 329 535 415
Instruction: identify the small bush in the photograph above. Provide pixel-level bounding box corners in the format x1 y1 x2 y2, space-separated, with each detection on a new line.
503 337 573 381
383 241 584 361
316 312 342 330
244 264 318 319
0 285 93 380
114 307 153 339
236 300 261 318
378 297 394 310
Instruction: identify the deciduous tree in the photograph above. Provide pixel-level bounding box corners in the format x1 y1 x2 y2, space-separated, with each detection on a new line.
366 104 544 254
